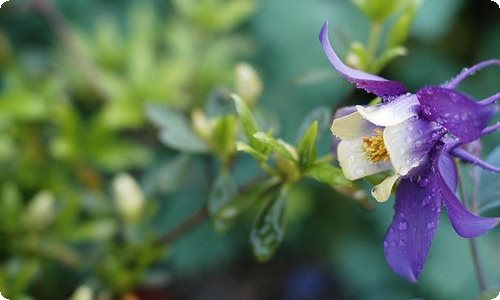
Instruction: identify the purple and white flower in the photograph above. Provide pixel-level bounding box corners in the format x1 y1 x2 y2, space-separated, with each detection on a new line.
320 21 500 282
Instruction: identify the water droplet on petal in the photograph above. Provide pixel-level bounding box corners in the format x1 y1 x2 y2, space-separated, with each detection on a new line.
398 221 408 231
419 178 429 187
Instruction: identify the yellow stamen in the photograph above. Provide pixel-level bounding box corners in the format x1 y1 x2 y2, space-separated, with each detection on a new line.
361 128 389 163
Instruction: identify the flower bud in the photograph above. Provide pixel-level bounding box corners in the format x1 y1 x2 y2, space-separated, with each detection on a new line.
112 173 145 222
235 62 263 106
69 285 93 300
23 190 55 231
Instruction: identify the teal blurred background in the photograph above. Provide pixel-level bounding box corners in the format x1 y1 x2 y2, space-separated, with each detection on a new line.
0 0 499 299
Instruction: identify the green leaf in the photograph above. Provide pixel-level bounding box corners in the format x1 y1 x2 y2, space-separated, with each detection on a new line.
142 155 191 195
372 46 407 73
146 104 209 153
305 163 350 186
253 132 297 162
295 107 332 143
209 177 280 232
208 170 238 232
212 115 237 160
352 0 400 22
250 185 288 262
232 94 261 148
387 1 420 48
346 42 369 71
235 141 268 162
297 121 318 168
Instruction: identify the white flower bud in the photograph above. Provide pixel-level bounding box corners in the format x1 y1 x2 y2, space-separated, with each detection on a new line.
112 173 144 222
69 285 93 300
24 190 55 230
235 62 262 106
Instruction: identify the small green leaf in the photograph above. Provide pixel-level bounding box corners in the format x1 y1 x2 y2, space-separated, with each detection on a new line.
253 132 297 162
146 104 209 153
212 115 237 160
352 0 400 22
214 177 281 232
297 121 319 168
387 0 420 48
142 155 191 195
250 185 288 262
295 107 332 143
373 46 407 73
305 163 350 186
208 170 238 232
236 141 268 162
232 94 261 149
346 42 369 71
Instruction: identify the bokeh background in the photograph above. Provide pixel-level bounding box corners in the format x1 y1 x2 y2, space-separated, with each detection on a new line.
0 0 499 299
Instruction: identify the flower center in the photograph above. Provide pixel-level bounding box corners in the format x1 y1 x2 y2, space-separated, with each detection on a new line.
361 128 389 163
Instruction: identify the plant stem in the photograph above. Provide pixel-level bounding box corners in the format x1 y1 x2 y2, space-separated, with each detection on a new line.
455 160 487 291
159 206 209 246
367 22 382 62
31 0 109 100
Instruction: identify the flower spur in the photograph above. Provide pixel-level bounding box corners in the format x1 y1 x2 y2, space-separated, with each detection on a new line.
319 21 500 282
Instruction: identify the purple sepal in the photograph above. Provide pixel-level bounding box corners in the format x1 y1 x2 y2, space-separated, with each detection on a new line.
435 149 500 238
443 59 500 89
383 170 441 283
319 22 407 101
417 86 494 143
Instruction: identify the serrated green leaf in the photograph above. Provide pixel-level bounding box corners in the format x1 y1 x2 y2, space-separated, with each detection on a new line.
253 132 297 162
250 185 288 262
146 104 209 153
305 163 350 186
297 121 318 168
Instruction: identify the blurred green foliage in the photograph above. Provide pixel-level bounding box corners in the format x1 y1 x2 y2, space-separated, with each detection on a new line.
0 0 498 299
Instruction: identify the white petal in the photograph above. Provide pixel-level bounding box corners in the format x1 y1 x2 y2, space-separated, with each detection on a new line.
337 139 392 180
371 174 400 202
331 112 377 140
384 117 440 176
356 94 419 127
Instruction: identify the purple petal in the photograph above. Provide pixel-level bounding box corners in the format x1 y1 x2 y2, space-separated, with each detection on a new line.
319 21 407 100
384 171 441 282
417 86 495 143
443 59 500 89
435 149 500 238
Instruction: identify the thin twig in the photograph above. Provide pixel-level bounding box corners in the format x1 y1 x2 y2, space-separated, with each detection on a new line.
159 206 209 246
31 0 109 100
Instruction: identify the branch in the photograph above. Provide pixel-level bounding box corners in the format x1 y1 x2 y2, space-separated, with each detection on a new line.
158 206 209 246
31 0 109 100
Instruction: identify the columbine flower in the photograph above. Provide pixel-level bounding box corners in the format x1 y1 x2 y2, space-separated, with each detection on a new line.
320 21 500 282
